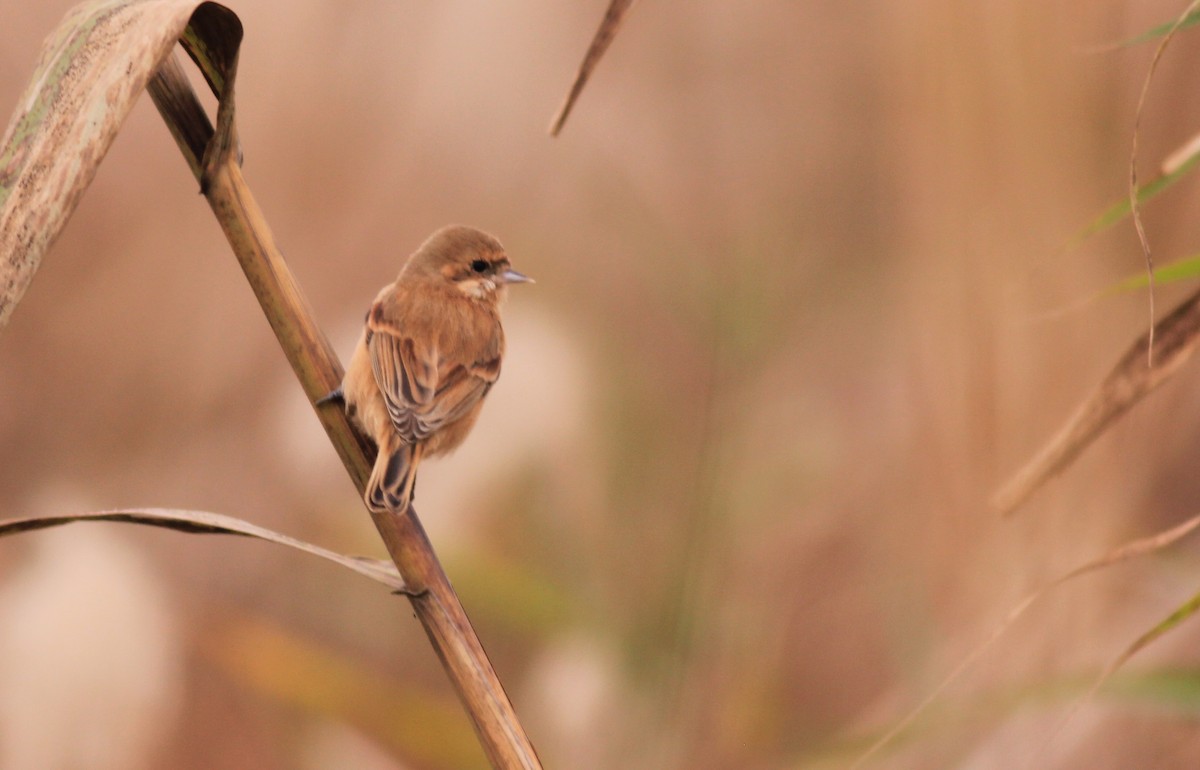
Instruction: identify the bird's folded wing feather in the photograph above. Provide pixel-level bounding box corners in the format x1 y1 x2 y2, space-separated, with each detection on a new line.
368 323 500 444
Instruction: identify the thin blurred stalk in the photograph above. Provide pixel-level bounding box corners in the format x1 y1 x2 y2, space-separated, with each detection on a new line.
148 50 541 770
548 0 636 136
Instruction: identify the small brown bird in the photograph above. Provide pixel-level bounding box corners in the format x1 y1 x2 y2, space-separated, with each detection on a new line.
335 225 532 514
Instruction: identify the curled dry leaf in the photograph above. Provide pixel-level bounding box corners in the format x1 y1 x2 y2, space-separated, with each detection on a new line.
0 508 405 591
0 0 239 334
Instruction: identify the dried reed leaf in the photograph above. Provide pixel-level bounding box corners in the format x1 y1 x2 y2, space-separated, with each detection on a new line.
0 0 234 334
0 508 405 591
548 0 636 136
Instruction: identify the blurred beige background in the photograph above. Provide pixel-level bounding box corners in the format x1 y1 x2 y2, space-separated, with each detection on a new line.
5 1 1200 768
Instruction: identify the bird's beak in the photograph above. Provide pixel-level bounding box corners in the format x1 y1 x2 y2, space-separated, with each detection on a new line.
500 268 534 285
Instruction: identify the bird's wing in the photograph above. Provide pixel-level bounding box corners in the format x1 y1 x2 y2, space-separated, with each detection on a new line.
368 320 500 445
425 355 501 427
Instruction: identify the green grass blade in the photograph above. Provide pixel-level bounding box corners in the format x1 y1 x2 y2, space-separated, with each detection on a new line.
1109 253 1200 293
1119 9 1200 48
1072 151 1200 247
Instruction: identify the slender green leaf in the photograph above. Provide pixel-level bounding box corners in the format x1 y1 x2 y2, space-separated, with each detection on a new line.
1052 587 1200 741
1107 667 1200 712
1119 9 1200 48
1107 589 1200 678
1110 253 1200 293
1071 150 1200 246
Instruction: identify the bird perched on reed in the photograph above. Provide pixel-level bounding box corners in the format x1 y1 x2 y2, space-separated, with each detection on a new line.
329 225 532 514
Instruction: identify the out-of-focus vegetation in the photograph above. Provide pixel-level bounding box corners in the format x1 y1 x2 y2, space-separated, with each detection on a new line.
5 2 1200 768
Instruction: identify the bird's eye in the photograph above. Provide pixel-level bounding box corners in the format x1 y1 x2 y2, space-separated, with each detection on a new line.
470 259 489 274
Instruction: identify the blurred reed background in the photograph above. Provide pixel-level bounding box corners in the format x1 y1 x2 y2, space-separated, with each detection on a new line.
4 1 1200 768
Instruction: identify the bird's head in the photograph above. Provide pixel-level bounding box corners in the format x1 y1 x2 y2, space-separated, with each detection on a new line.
407 225 533 302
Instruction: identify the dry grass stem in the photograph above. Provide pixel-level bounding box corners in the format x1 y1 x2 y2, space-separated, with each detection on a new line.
548 0 636 136
992 287 1200 515
852 511 1200 767
153 23 542 770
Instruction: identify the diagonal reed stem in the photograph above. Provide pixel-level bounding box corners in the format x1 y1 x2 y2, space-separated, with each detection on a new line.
148 50 542 770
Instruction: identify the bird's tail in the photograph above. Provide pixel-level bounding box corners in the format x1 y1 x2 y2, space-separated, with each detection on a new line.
366 438 423 514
